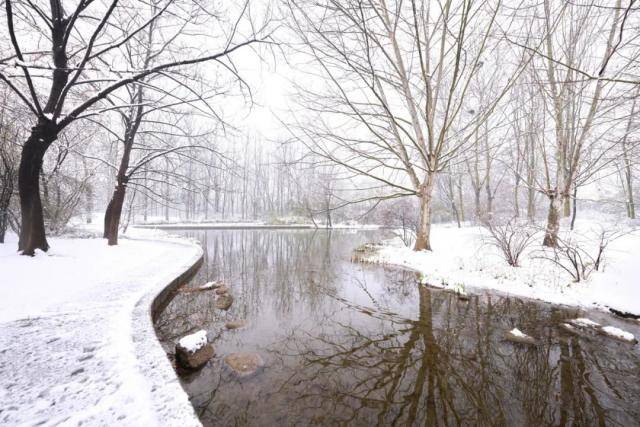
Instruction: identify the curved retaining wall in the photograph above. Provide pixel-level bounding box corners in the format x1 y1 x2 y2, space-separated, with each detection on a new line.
130 240 204 426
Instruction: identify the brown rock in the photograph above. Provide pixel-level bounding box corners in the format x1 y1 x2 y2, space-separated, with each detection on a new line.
225 320 248 330
215 285 230 295
215 293 234 310
175 343 214 370
223 352 265 377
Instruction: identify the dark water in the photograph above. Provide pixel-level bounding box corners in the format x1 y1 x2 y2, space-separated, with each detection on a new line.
155 229 640 426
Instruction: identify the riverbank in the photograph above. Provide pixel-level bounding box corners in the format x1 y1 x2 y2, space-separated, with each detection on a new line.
0 232 203 425
132 220 381 230
359 220 640 318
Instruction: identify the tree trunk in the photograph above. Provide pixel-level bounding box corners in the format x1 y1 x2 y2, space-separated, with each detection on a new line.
527 185 536 221
562 195 571 217
414 177 434 251
474 189 482 222
542 193 561 247
18 122 57 255
0 175 12 244
570 186 578 230
457 176 465 223
513 178 520 218
104 182 127 246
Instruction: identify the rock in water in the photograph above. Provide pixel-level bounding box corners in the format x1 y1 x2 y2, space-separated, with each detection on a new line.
215 293 234 310
175 330 214 370
224 353 265 378
505 328 537 345
225 320 248 330
214 285 230 295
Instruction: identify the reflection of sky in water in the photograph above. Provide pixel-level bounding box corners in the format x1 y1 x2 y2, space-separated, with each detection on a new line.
156 229 640 426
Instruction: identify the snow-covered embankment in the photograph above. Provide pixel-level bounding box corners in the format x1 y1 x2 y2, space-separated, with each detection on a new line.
358 222 640 317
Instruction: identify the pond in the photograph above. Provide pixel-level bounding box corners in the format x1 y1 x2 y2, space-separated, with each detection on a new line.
155 229 640 426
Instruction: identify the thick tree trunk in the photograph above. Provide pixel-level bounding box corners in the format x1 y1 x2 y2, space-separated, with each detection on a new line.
104 182 127 246
414 178 434 251
542 193 561 247
18 122 57 255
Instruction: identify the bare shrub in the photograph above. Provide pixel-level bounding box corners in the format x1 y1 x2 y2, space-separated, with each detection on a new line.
483 218 537 267
381 198 418 247
537 228 633 282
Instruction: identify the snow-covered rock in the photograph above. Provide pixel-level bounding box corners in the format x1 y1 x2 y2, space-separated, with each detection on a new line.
177 330 208 353
505 328 537 345
176 330 214 370
600 326 637 343
200 281 224 290
569 318 601 328
566 317 637 344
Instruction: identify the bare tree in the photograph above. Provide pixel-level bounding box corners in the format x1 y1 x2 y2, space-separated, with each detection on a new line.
526 0 626 246
0 0 269 254
0 114 19 243
287 0 529 251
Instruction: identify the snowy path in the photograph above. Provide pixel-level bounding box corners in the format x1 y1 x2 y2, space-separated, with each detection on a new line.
0 235 203 426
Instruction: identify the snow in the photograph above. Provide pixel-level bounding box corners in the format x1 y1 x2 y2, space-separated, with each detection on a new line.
178 330 208 353
601 326 636 342
361 219 640 316
0 231 203 426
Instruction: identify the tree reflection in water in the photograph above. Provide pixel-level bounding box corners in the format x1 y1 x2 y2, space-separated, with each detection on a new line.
155 229 640 426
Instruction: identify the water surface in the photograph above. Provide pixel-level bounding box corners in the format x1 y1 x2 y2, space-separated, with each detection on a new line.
155 229 640 426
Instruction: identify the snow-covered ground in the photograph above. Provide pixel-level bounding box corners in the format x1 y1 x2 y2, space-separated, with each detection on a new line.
361 217 640 317
0 231 203 426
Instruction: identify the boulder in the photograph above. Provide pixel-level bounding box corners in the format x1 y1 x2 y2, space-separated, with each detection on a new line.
223 352 265 378
175 330 214 370
215 293 234 310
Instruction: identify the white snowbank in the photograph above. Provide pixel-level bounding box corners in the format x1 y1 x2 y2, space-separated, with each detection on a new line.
362 220 640 316
178 330 208 353
0 232 203 426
